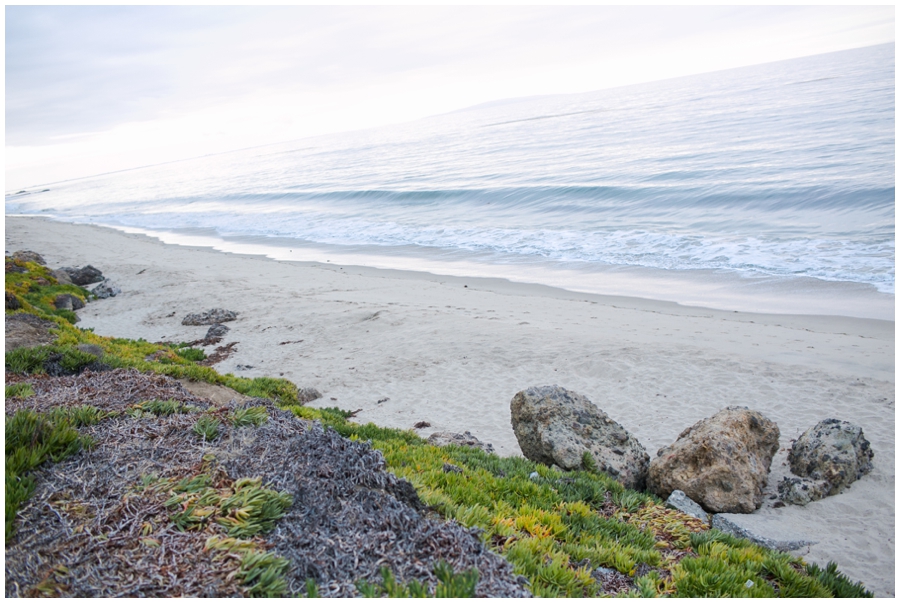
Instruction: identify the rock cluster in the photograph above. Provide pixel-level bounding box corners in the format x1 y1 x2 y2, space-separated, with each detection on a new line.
510 385 649 490
778 419 873 506
183 308 239 325
509 383 875 533
648 407 780 514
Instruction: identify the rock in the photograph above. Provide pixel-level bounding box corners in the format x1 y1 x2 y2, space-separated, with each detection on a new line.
54 294 85 311
787 419 873 498
6 291 21 310
509 385 649 490
76 344 104 359
90 280 121 299
666 490 710 525
777 476 829 506
205 323 230 339
177 379 251 406
62 265 104 286
182 308 238 325
711 513 817 552
12 250 45 265
648 406 780 513
427 430 496 454
5 313 57 350
297 387 322 403
50 269 73 285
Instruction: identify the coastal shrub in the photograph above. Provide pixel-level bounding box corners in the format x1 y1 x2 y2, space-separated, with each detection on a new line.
20 281 90 324
289 406 870 598
156 471 292 539
174 347 206 362
5 260 874 597
806 561 873 598
237 550 291 597
355 562 479 598
229 406 268 428
45 404 116 427
5 408 98 538
193 415 221 441
6 383 35 398
127 399 197 418
5 344 102 376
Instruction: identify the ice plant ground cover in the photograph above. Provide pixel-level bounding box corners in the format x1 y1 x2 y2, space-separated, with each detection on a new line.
5 256 872 597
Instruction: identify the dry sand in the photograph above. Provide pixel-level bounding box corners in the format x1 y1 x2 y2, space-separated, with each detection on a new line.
6 216 895 596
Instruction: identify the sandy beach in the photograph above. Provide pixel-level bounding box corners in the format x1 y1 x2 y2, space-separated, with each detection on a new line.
5 216 895 596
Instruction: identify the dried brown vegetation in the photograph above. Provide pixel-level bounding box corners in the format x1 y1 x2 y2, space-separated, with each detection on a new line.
5 370 527 597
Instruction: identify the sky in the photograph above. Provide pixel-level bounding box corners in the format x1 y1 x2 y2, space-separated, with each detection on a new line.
5 5 895 190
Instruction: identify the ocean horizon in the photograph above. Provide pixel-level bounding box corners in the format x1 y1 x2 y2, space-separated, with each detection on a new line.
6 43 894 320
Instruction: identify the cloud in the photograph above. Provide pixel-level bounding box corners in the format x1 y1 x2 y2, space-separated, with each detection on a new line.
5 5 894 187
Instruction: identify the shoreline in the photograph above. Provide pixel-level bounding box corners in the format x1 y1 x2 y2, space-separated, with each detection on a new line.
9 215 895 322
5 215 895 595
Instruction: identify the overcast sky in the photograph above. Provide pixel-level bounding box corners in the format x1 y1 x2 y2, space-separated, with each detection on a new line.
5 5 895 189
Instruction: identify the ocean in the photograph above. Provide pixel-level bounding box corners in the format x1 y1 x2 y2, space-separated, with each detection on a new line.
6 43 894 319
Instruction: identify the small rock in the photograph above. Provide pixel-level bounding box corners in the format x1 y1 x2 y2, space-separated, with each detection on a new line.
182 308 238 325
235 364 254 371
297 387 322 403
90 280 121 299
54 294 85 311
12 250 45 265
427 430 495 454
529 472 540 481
76 344 104 359
711 513 817 552
50 269 73 285
648 406 780 513
443 463 463 474
777 476 830 506
62 265 104 286
665 490 710 525
510 385 649 490
414 421 431 429
788 419 873 498
205 323 230 339
6 291 21 310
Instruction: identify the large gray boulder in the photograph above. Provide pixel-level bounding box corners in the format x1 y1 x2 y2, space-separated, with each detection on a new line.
778 419 873 506
648 406 780 513
509 385 649 490
182 308 238 325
